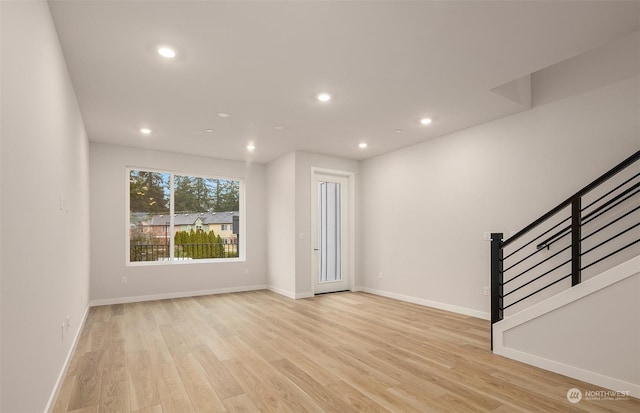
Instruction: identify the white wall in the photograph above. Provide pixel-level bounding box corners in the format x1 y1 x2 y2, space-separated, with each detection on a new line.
266 152 296 297
89 143 267 304
359 70 639 318
505 274 640 388
495 257 640 396
1 2 90 412
265 151 358 298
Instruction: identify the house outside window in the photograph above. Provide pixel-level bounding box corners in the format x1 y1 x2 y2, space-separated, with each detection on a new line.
128 168 243 264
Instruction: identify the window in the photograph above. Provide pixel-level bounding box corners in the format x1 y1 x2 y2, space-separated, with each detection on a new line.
128 168 242 264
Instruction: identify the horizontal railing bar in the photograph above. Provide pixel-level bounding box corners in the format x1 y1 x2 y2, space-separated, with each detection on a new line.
581 205 640 242
582 187 639 227
582 181 640 222
536 225 571 250
503 204 571 249
504 240 553 273
493 152 639 328
503 244 571 283
581 172 640 213
580 222 640 257
503 256 571 291
503 150 640 248
503 216 571 260
574 151 639 199
502 273 572 311
581 238 640 272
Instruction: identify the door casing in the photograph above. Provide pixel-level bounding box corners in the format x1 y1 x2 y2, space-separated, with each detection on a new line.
311 168 355 294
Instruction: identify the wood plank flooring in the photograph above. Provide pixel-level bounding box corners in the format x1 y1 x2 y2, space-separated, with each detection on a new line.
52 291 639 412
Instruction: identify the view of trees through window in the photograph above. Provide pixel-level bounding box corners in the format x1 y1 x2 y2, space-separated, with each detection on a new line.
129 169 241 263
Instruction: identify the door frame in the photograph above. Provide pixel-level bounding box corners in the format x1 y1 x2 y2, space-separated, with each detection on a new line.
310 167 355 294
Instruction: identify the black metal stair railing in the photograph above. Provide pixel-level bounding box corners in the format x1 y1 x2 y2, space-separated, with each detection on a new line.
490 150 640 349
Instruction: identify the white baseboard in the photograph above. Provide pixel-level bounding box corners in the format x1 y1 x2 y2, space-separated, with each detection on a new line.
360 287 490 320
496 347 640 399
89 284 267 306
266 286 313 299
45 306 90 413
267 285 296 299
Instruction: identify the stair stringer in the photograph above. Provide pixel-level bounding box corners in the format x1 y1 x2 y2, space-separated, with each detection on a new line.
493 255 640 398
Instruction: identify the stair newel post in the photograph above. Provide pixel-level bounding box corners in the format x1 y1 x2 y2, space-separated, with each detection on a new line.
490 232 503 351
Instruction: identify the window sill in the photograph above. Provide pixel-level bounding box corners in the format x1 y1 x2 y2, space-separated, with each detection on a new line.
126 257 244 267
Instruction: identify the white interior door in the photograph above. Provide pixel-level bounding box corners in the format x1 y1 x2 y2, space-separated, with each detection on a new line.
312 173 349 294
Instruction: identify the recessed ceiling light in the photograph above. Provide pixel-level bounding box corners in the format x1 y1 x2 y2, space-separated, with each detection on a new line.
246 143 256 151
358 143 368 149
218 112 230 118
420 117 432 125
394 129 404 133
273 125 284 131
205 129 214 133
140 128 151 135
157 46 176 59
317 93 331 102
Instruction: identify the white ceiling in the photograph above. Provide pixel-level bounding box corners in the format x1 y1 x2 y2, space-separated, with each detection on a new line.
48 1 640 164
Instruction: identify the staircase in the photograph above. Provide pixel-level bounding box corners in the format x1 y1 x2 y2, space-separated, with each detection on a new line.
490 150 640 397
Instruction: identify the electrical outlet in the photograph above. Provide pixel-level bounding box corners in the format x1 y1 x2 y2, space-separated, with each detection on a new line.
61 323 66 340
121 276 127 284
484 286 490 296
66 315 70 328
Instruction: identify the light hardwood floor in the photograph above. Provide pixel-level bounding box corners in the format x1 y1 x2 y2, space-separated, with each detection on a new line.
52 291 639 413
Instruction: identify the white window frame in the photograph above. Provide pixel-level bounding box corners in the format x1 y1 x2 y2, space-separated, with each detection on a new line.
126 166 245 266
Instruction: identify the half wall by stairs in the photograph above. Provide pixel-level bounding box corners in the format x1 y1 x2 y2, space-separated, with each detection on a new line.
493 255 640 398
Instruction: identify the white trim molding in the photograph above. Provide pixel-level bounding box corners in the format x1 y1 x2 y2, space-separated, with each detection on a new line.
360 287 491 320
45 306 90 413
267 286 314 299
89 284 267 307
496 347 640 399
267 286 295 299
